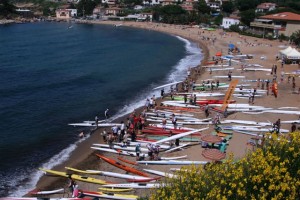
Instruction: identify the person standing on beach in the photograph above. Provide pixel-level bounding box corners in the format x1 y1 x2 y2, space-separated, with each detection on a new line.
68 176 76 197
204 104 209 117
95 116 99 128
161 88 164 99
171 114 177 129
184 94 187 103
104 108 110 119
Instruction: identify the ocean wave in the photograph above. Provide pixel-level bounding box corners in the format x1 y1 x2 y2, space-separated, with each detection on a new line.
8 136 87 197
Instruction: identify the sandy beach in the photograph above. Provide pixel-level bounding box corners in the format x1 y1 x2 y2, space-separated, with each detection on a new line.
32 20 300 199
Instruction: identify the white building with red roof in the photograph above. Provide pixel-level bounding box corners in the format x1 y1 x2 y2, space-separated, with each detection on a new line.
250 12 300 37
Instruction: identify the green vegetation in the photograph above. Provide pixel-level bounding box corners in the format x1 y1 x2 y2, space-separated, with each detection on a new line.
290 30 300 47
149 131 300 200
0 0 16 18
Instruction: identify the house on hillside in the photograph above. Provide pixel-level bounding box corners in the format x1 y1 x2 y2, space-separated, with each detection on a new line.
255 3 277 13
66 9 77 17
250 12 300 38
105 7 123 16
222 17 240 29
181 0 194 13
56 9 72 19
102 0 118 6
93 6 105 18
15 8 34 18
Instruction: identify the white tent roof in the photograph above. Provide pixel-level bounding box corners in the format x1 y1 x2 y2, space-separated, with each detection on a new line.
286 48 300 60
280 46 293 55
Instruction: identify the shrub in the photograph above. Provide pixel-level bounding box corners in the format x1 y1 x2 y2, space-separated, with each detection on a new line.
150 132 300 200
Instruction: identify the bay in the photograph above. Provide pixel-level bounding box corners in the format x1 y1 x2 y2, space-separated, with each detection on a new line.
0 21 202 197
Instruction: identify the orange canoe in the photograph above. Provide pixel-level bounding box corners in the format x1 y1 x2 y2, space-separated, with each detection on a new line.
96 154 149 177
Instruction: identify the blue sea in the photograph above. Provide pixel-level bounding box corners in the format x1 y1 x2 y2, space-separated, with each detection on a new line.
0 21 203 197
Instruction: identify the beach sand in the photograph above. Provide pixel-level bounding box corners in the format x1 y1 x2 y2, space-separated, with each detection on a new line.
32 21 300 199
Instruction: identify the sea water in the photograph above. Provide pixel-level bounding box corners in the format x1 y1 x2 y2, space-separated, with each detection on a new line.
0 22 202 197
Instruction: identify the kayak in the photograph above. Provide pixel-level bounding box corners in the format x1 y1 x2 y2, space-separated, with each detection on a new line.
126 176 161 183
118 157 137 165
143 169 176 178
81 190 138 200
39 168 110 185
0 198 84 200
98 188 134 192
196 99 236 105
29 188 64 195
91 147 148 158
84 169 150 180
137 160 208 165
101 183 163 189
95 154 149 177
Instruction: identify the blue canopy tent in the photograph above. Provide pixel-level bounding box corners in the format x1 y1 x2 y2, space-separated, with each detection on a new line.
228 43 235 50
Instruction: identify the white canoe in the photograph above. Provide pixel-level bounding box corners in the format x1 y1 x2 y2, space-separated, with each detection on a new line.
93 144 149 153
137 160 208 165
164 143 190 153
68 123 121 127
143 169 176 178
91 147 148 157
29 188 64 195
213 75 245 79
85 170 150 180
153 81 182 90
102 183 163 189
153 128 208 145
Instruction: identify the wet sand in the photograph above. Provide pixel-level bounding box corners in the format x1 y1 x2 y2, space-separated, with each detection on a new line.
32 21 300 199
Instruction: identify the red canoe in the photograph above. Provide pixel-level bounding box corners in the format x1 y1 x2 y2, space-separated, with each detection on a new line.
96 154 149 177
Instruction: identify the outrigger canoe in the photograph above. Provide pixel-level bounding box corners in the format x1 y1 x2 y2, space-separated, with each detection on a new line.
95 154 149 177
39 168 110 185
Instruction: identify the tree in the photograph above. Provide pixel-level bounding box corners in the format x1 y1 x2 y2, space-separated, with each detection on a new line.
290 30 300 47
76 0 97 16
158 5 187 24
235 0 259 12
194 0 210 14
240 9 255 26
0 0 16 18
222 1 235 14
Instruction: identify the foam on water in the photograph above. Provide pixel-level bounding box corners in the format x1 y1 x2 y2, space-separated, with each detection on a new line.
8 136 88 197
9 36 202 197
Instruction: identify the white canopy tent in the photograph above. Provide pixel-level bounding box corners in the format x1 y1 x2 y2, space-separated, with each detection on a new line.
280 46 293 55
285 48 300 60
280 46 300 60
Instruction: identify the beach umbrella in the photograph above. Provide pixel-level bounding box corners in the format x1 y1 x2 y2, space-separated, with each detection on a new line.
200 134 222 144
215 52 222 57
202 149 226 161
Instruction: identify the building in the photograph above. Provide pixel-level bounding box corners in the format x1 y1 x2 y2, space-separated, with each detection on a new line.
255 3 277 13
56 9 72 19
105 7 123 16
102 0 118 5
206 1 221 11
222 17 240 29
66 9 77 17
181 0 194 13
250 12 300 38
15 8 34 18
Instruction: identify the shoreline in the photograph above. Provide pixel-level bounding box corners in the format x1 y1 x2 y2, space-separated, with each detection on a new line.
33 20 209 196
22 20 300 198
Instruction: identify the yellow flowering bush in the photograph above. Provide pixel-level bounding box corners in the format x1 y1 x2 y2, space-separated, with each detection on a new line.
149 131 300 200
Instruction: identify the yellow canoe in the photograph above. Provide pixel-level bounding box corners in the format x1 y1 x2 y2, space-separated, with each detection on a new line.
65 167 100 175
39 168 109 185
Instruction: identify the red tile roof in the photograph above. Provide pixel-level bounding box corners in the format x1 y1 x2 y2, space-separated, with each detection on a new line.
260 12 300 21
